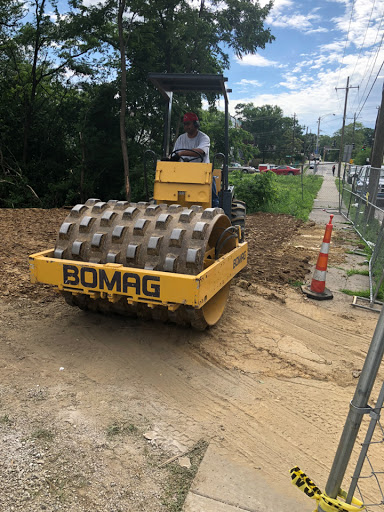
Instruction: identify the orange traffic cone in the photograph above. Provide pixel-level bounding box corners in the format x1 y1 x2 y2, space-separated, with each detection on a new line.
302 215 334 300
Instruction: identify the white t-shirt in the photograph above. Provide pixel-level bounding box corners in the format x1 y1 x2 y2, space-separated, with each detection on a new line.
173 131 210 163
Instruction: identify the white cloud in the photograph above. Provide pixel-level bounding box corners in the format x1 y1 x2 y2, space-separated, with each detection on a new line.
225 0 384 134
235 79 262 87
332 0 384 49
305 27 328 34
267 13 321 31
259 0 294 12
236 54 286 68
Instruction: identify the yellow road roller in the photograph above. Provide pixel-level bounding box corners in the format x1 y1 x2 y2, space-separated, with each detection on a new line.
29 73 247 329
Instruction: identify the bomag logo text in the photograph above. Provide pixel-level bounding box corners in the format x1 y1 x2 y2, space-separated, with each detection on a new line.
63 264 160 298
233 251 247 269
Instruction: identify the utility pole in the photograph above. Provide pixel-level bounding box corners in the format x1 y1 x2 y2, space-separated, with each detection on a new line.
292 113 296 162
336 77 358 178
304 126 308 164
366 85 384 211
352 113 356 145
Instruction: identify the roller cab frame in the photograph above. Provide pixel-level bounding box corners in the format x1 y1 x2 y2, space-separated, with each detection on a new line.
147 72 234 217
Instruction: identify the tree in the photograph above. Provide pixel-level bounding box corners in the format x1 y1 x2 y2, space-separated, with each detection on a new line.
235 103 305 163
0 0 275 206
201 110 257 163
69 0 275 196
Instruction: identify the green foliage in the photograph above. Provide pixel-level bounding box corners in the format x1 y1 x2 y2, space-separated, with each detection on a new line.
353 147 372 165
346 269 369 277
230 172 323 221
201 110 257 162
320 122 374 163
229 170 278 211
0 0 275 208
266 174 323 221
234 103 305 163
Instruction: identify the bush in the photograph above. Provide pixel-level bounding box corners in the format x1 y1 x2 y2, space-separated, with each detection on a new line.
229 171 278 211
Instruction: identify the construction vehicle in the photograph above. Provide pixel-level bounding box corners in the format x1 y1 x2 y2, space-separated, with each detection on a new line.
29 73 247 329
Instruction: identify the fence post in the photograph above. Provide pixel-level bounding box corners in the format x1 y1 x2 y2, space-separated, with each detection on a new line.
320 307 384 507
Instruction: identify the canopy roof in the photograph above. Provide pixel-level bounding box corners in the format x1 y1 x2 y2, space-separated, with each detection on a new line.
148 73 229 102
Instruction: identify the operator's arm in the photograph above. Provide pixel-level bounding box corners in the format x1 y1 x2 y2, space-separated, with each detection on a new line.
176 148 205 158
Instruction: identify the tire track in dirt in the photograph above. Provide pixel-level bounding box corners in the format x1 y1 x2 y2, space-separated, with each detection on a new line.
1 293 373 508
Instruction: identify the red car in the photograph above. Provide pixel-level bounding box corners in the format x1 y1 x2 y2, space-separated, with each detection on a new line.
260 165 300 176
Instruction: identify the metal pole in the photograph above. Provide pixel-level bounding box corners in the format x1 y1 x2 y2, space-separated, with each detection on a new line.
162 92 173 158
321 307 384 504
315 117 320 173
337 77 349 179
316 117 320 155
224 95 229 191
336 77 357 178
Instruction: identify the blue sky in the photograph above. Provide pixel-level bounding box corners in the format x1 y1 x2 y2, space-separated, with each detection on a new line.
224 0 384 136
52 0 384 136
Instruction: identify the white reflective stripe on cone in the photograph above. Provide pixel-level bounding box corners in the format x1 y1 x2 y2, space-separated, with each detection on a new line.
313 269 327 281
320 242 330 254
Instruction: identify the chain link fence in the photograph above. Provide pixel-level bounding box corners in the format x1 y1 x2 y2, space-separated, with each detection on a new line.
345 384 384 510
340 164 384 307
315 164 384 511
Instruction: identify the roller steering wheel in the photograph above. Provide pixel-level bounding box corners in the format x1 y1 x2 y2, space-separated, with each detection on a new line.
171 148 204 162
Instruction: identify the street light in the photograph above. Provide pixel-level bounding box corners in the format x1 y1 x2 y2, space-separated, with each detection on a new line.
315 113 336 158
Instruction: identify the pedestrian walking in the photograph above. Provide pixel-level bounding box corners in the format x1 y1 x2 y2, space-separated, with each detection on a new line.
332 164 335 176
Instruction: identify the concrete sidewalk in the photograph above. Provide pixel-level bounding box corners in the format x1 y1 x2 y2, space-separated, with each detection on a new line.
309 163 344 226
183 444 309 511
308 163 370 298
183 164 370 512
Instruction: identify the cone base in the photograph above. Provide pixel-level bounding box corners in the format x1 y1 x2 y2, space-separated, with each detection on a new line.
301 284 333 301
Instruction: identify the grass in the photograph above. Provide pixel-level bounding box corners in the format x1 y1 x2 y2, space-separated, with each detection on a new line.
346 269 369 277
229 171 323 222
288 280 305 287
106 421 138 437
31 428 55 441
161 440 209 512
265 174 324 221
0 414 13 425
341 288 370 298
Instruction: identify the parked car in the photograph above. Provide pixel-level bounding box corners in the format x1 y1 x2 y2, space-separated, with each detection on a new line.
354 165 384 201
347 165 360 184
228 162 258 174
258 163 278 171
260 165 300 176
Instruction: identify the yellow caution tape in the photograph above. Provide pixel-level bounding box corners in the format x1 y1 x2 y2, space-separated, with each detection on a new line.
290 467 365 512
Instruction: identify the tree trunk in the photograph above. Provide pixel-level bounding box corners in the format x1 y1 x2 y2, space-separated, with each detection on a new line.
23 0 45 165
118 0 130 201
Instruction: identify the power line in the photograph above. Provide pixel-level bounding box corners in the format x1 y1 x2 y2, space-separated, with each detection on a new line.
350 0 376 85
353 10 384 113
356 59 384 120
355 33 384 116
336 0 356 90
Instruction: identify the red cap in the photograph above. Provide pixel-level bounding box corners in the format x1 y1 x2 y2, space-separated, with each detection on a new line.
183 112 199 123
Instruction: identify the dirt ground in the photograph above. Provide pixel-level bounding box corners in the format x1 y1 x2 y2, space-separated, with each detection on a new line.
0 208 381 511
